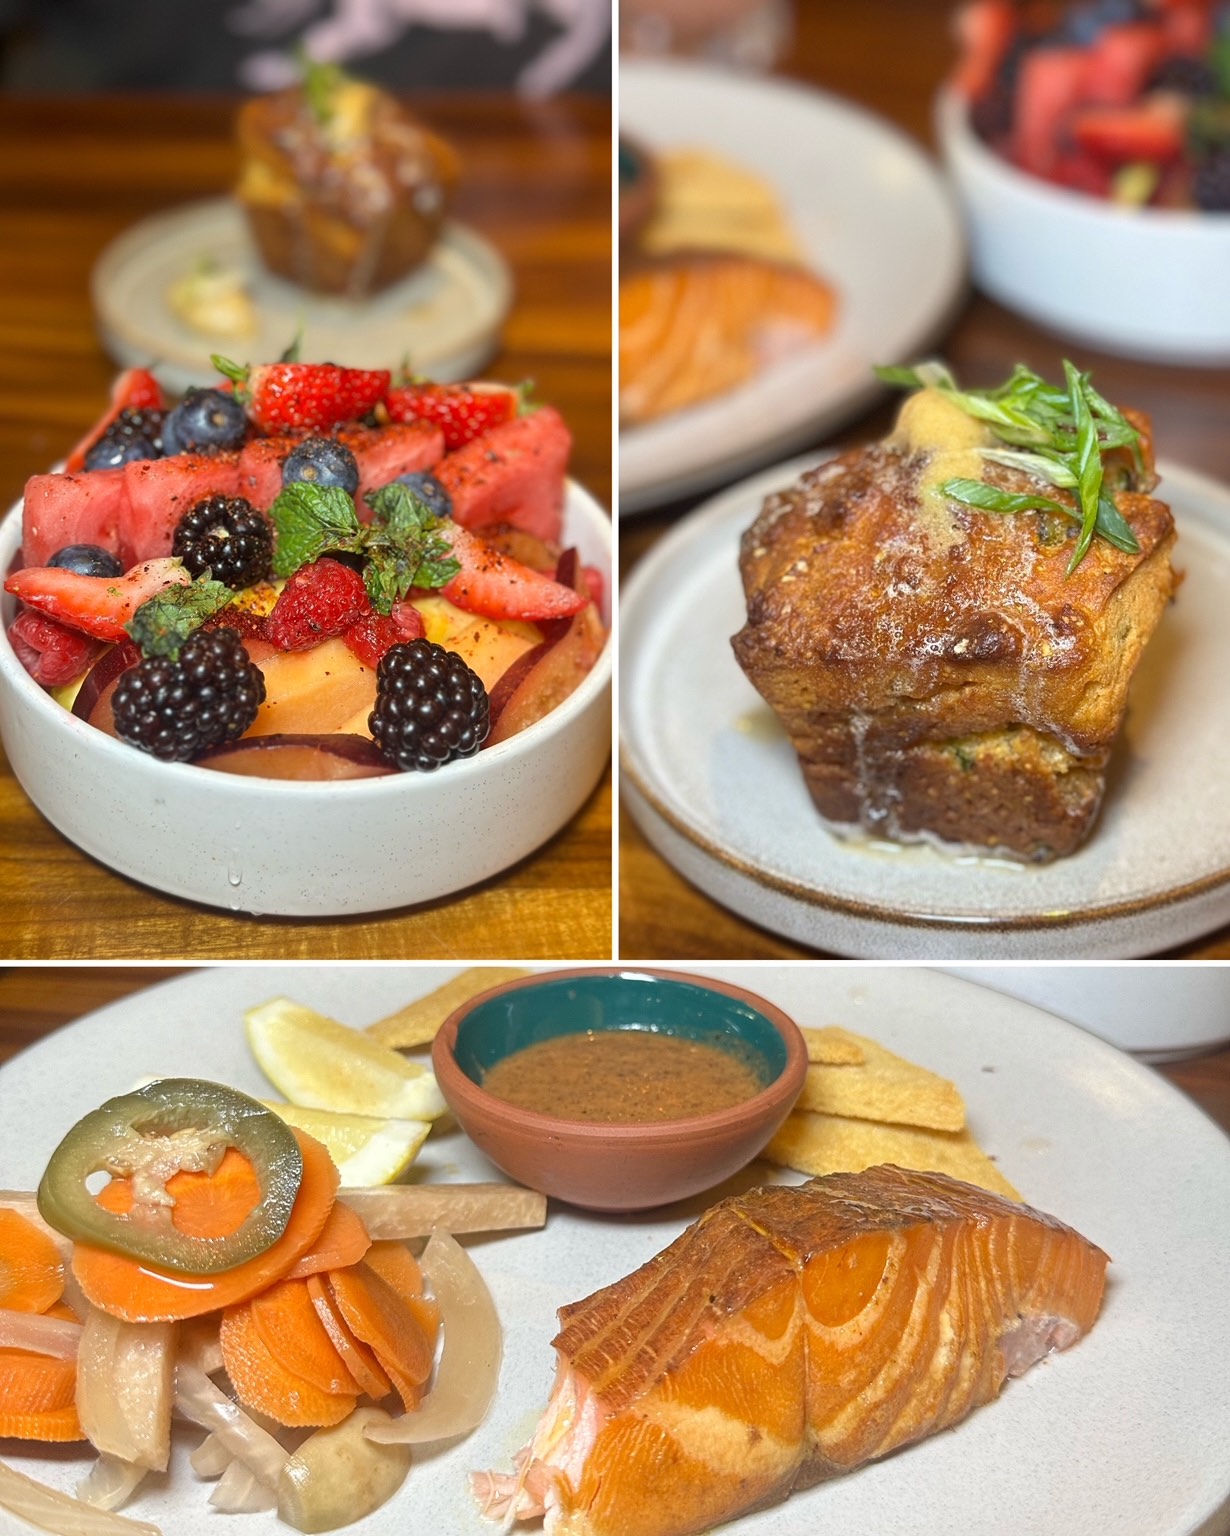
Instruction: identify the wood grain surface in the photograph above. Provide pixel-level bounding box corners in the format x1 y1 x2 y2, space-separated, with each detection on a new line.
0 92 613 961
618 0 1230 960
0 965 1226 1134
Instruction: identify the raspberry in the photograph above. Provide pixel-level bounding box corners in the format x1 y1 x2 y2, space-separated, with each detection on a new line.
345 601 425 668
369 639 490 771
173 494 274 588
266 558 371 652
7 609 106 687
111 627 266 762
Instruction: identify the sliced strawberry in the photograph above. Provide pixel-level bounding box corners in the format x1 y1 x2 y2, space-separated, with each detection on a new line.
1082 22 1168 107
383 383 520 451
438 525 587 623
5 558 190 641
215 358 391 434
64 369 164 475
1014 46 1091 176
1072 96 1187 163
951 0 1018 102
6 609 107 687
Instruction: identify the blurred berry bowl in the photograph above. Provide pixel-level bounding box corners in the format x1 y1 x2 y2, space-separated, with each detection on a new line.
0 482 610 917
937 87 1230 364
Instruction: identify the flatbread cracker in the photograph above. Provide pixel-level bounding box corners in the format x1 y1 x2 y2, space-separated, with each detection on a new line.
800 1026 866 1066
763 1109 1020 1201
365 968 529 1049
795 1028 965 1132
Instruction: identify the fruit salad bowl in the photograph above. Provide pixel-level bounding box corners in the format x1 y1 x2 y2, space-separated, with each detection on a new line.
0 480 611 917
937 87 1230 364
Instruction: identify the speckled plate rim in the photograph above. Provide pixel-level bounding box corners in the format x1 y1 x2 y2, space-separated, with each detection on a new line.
619 60 967 514
620 454 1230 955
0 964 1228 1536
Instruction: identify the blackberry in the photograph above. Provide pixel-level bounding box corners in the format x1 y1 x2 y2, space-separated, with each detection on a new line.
369 639 490 772
1149 55 1220 97
282 436 360 495
1194 146 1230 210
84 408 164 471
162 387 247 454
393 470 452 519
112 627 266 762
48 543 123 578
172 494 274 587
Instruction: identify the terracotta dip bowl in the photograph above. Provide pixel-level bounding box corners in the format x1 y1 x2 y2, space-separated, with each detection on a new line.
431 967 807 1212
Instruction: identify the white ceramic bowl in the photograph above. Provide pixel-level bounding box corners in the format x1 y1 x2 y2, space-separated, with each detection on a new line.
0 485 611 916
937 87 1230 364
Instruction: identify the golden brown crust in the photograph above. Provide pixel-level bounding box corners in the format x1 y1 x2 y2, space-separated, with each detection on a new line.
732 429 1177 860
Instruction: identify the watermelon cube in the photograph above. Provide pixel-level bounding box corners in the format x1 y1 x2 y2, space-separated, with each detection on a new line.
434 406 572 544
122 452 242 561
21 469 131 570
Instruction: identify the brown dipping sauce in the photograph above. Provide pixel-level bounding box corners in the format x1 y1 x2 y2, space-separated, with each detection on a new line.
480 1029 765 1124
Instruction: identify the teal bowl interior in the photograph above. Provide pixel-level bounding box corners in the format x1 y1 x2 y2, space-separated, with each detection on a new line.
453 972 788 1094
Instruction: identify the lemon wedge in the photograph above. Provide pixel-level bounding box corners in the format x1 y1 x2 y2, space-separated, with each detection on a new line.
259 1102 430 1188
246 998 448 1121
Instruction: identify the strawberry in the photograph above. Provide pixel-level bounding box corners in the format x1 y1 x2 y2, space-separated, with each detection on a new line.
213 357 391 434
265 558 371 652
344 603 425 668
64 369 164 475
1072 97 1187 163
438 524 588 623
6 609 107 687
4 558 191 641
384 382 520 450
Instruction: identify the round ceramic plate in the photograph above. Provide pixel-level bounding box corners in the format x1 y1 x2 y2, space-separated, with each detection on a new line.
92 198 513 395
621 456 1230 959
619 61 966 513
0 965 1227 1536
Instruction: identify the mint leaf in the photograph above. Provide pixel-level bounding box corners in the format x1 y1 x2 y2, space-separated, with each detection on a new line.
126 579 235 659
363 482 460 612
270 483 364 578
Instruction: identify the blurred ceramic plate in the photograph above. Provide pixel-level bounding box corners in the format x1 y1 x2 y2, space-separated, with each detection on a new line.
0 964 1227 1535
92 198 512 394
619 61 965 513
620 456 1230 959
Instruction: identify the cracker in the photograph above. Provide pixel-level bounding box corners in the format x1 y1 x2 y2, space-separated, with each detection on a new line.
800 1026 866 1066
795 1027 965 1132
365 968 530 1049
763 1109 1020 1202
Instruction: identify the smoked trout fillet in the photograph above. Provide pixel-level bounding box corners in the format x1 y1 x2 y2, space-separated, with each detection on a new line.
474 1165 1108 1536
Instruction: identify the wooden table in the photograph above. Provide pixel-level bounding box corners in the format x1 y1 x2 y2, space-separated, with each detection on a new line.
0 93 612 960
1 964 1227 1135
619 0 1230 960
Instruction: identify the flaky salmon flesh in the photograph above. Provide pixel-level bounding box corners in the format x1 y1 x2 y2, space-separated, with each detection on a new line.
473 1165 1108 1536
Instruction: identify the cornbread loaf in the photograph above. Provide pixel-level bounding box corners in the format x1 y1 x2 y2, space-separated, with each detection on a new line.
731 387 1177 861
237 76 458 298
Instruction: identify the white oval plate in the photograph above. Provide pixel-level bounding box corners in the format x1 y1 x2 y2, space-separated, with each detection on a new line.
0 965 1227 1536
621 456 1230 958
92 198 512 395
619 61 966 513
0 483 610 917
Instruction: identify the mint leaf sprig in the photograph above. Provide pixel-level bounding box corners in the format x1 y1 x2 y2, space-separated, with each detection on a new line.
269 479 460 613
126 578 237 659
876 360 1144 573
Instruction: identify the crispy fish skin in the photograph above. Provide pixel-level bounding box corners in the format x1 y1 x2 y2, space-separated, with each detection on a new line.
478 1166 1108 1536
731 407 1177 861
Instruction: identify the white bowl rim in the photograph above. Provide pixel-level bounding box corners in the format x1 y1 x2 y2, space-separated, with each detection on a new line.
937 84 1230 232
0 482 612 804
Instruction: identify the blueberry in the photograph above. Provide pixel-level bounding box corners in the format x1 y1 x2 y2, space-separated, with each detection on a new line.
162 388 247 454
393 471 452 520
84 432 159 470
282 436 360 495
1061 0 1141 44
48 544 124 578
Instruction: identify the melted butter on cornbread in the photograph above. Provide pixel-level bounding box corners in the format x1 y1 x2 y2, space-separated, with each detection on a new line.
888 387 996 551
